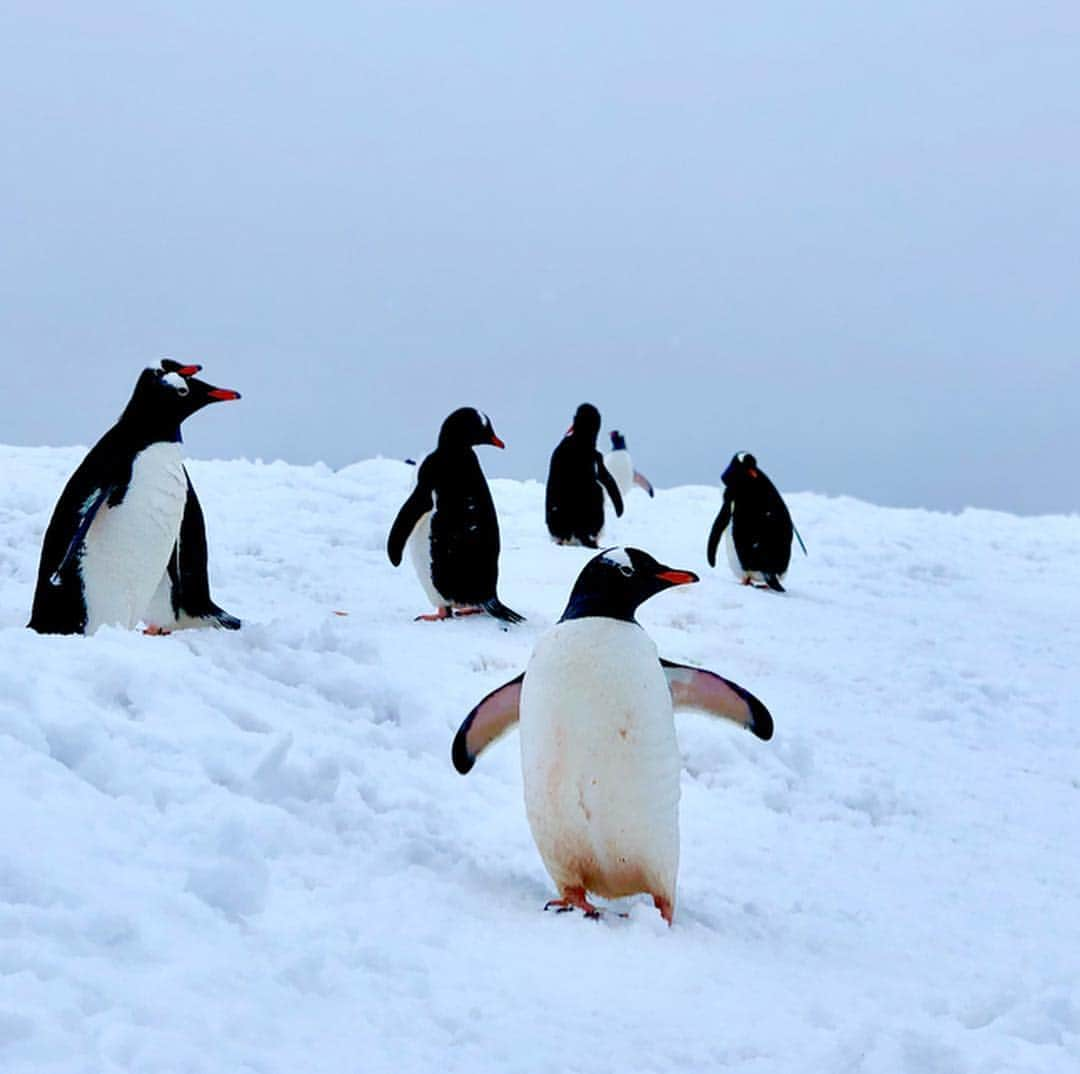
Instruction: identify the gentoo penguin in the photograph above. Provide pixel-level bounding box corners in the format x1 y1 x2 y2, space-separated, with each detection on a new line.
706 451 800 592
603 430 655 503
387 407 524 623
452 546 773 925
143 360 241 633
28 365 241 635
545 403 623 547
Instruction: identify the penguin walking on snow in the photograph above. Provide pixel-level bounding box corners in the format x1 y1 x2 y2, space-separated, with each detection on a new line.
387 408 524 623
28 363 241 635
545 403 623 547
452 546 773 925
604 430 654 504
707 451 802 592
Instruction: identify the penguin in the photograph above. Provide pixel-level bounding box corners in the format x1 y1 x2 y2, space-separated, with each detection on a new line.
387 407 524 623
143 360 241 633
452 546 773 925
545 403 624 547
603 430 655 503
28 364 241 635
706 451 800 592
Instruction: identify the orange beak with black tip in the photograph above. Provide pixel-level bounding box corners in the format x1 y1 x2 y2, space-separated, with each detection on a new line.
207 387 241 402
490 433 505 449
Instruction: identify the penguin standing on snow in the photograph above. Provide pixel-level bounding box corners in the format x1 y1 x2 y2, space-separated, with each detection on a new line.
138 360 241 633
387 407 524 623
545 403 623 547
603 430 655 503
28 364 241 635
452 546 773 925
707 451 800 592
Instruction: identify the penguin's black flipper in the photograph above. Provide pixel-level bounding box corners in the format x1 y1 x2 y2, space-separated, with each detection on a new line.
706 496 732 568
482 598 526 624
387 481 434 566
167 472 242 629
596 454 624 517
453 672 525 773
661 659 774 741
763 573 786 593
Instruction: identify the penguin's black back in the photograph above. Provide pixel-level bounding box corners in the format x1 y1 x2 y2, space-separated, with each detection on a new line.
422 446 501 604
729 471 793 575
28 427 141 634
545 437 607 542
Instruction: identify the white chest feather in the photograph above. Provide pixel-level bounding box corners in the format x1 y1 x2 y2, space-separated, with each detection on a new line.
519 618 680 900
406 509 445 605
603 449 634 499
81 443 187 632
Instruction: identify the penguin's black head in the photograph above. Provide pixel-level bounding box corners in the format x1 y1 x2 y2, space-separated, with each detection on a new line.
609 430 627 450
567 403 601 443
121 366 242 441
560 546 699 623
722 451 760 486
438 407 505 450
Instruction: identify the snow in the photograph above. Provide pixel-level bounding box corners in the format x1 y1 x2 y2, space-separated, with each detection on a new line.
1 443 1079 1073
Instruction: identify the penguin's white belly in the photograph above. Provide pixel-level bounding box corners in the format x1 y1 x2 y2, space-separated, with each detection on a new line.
604 449 634 500
81 443 187 632
724 515 747 580
519 618 680 902
406 509 446 606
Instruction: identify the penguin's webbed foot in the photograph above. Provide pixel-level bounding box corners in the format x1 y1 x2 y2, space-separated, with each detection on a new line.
415 606 453 622
143 625 172 636
544 887 601 919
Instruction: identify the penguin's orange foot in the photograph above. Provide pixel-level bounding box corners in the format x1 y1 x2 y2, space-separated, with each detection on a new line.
414 607 453 622
143 625 172 636
741 577 753 586
544 887 601 918
652 894 674 926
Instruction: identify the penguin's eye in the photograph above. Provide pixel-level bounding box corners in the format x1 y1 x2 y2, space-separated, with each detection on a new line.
618 564 634 577
177 384 190 397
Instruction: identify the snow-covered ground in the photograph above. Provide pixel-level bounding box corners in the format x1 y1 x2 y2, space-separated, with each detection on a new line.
1 444 1078 1074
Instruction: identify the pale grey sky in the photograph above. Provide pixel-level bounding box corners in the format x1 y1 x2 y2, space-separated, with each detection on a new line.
2 2 1077 513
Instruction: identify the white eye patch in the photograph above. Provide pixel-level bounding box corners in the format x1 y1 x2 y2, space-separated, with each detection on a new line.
601 547 633 570
162 372 189 394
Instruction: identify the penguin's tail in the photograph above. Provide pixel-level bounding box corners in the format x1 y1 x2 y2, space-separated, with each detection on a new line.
763 573 786 593
199 603 242 630
483 598 526 624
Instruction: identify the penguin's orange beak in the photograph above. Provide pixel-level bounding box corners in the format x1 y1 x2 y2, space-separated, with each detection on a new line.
207 388 242 402
748 468 759 478
176 364 201 377
490 434 505 449
656 569 698 586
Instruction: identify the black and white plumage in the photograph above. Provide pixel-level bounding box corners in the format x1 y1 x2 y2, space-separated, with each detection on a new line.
452 546 773 925
545 403 623 547
706 451 796 592
604 429 654 502
27 364 241 635
387 408 524 624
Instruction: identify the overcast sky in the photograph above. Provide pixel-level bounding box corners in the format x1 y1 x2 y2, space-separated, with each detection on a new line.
2 2 1077 514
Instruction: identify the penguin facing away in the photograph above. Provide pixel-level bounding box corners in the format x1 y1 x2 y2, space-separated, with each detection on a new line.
707 452 798 593
28 364 241 635
452 546 773 925
545 403 624 548
604 430 655 502
387 407 524 623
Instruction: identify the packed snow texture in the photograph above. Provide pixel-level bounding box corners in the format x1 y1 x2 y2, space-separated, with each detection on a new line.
1 444 1078 1073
